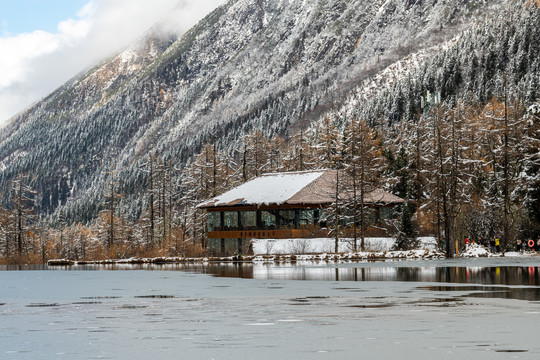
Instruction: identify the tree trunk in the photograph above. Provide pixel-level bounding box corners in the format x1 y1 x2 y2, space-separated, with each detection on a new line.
503 78 510 251
334 170 339 254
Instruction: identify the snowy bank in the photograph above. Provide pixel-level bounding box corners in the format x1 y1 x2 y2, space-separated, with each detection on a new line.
47 248 446 267
47 237 446 266
458 243 540 258
252 237 437 255
48 237 535 266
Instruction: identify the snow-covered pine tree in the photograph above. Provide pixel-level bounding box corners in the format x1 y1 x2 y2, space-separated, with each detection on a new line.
383 145 419 251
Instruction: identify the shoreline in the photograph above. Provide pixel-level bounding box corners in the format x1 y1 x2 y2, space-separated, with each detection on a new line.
46 247 518 266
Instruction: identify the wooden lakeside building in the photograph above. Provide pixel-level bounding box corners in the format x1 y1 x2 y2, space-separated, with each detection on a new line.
198 169 405 254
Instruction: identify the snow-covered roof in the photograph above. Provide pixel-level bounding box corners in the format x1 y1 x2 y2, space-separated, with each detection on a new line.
198 169 404 208
198 170 326 208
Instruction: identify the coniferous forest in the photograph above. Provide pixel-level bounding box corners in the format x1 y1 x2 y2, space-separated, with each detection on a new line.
0 0 539 263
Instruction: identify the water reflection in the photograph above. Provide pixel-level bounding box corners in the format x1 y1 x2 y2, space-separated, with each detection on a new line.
197 263 540 301
3 262 540 286
172 263 540 286
417 285 540 302
3 262 540 303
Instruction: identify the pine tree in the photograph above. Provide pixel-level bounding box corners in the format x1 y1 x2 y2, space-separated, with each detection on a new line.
383 145 419 250
393 200 419 251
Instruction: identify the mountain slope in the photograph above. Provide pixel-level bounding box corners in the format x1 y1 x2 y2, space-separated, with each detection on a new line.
0 0 516 223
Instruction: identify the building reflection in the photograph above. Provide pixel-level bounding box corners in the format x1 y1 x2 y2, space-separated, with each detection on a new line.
5 262 540 287
97 262 540 286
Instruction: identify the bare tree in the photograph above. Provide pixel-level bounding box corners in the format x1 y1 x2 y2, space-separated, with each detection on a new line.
10 175 37 260
343 116 384 251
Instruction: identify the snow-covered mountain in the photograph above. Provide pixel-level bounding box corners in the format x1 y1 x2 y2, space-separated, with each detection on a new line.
0 0 531 223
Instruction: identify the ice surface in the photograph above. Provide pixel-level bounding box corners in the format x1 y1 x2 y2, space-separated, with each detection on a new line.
1 259 540 359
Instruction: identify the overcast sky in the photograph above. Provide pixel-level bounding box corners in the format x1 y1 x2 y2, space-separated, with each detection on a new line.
0 0 226 126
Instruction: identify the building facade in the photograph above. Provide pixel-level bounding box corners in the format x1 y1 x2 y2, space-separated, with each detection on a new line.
198 170 404 254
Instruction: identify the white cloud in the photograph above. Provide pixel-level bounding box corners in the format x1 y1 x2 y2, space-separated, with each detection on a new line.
1 19 8 36
0 32 57 88
78 2 97 19
57 18 92 43
0 0 226 126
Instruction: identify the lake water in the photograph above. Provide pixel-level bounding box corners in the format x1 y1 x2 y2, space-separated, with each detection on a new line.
2 258 540 359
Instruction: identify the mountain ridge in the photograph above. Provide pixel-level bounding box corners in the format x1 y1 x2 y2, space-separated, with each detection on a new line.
0 0 526 224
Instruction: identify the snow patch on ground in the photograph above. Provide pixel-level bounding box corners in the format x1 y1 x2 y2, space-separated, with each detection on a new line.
252 237 437 255
504 251 539 257
461 243 490 257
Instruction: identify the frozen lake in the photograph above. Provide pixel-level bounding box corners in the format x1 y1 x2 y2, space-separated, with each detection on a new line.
2 258 540 359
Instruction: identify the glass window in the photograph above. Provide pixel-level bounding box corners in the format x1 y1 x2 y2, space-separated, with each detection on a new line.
380 206 396 220
318 209 327 228
298 209 315 226
207 212 221 232
364 208 376 226
340 209 352 226
261 210 277 230
223 211 238 231
240 211 257 230
278 210 296 229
